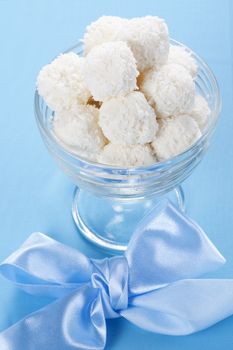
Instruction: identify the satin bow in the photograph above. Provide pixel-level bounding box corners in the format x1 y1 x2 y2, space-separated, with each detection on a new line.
1 200 233 350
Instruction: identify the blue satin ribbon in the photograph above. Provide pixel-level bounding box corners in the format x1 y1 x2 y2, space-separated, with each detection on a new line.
0 200 233 349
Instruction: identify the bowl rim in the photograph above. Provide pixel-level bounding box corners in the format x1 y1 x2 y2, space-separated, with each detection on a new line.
34 38 221 174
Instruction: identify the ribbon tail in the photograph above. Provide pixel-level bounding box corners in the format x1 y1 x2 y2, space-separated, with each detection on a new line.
121 279 233 335
125 200 225 295
0 232 93 298
0 285 106 350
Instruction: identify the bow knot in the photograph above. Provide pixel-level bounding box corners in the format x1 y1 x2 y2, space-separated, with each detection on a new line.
91 256 129 318
0 200 231 350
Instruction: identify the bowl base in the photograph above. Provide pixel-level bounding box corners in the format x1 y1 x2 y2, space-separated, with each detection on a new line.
72 187 185 254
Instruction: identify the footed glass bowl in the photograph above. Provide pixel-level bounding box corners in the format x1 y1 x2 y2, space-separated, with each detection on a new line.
34 39 221 253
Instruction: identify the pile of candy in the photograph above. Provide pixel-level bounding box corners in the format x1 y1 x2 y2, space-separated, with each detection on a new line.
37 16 210 166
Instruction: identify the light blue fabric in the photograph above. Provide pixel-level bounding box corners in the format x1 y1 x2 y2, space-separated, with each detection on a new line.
0 201 232 350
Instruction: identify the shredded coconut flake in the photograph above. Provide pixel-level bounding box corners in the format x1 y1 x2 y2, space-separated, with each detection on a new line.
53 105 106 160
141 63 195 117
152 115 201 161
168 45 198 77
83 41 139 102
188 95 210 130
37 53 90 113
99 91 158 145
117 16 169 72
83 16 128 55
98 143 156 167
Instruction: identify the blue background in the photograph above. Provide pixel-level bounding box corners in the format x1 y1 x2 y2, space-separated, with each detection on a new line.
0 0 233 349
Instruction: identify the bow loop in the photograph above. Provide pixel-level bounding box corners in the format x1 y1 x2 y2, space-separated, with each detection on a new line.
0 232 93 298
125 201 225 295
91 256 129 319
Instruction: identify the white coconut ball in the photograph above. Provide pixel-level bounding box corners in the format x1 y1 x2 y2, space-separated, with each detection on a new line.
37 53 90 113
99 91 158 145
168 45 197 77
117 16 169 72
53 105 105 161
98 143 155 167
152 115 201 161
141 64 195 117
189 95 210 130
83 41 139 102
83 16 128 55
83 16 169 73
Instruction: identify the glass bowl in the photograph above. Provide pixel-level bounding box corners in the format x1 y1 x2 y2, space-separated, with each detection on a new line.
34 39 221 253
